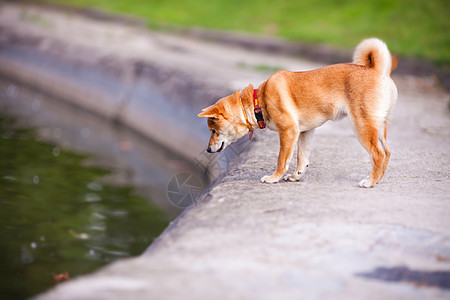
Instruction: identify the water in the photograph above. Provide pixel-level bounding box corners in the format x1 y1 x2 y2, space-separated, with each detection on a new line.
0 79 208 299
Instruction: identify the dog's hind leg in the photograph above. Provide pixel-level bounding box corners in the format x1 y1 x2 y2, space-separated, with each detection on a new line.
378 123 391 183
354 121 386 188
284 129 315 181
261 126 299 183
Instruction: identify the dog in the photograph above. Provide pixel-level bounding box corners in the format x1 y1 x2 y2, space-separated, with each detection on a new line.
198 38 398 188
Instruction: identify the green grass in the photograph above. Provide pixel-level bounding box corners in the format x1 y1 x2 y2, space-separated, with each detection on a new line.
43 0 449 65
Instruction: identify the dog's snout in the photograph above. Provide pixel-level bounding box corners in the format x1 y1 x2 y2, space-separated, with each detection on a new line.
206 146 212 153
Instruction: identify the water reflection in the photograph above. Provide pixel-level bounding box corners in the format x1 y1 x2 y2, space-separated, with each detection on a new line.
0 114 171 298
0 79 208 299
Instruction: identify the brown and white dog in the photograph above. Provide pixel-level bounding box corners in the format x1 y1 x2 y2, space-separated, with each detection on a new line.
198 38 398 187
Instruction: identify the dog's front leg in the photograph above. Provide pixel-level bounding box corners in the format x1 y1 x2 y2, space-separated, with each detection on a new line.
261 128 299 183
284 129 315 181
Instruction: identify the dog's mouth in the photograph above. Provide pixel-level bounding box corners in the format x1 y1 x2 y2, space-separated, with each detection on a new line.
217 142 225 152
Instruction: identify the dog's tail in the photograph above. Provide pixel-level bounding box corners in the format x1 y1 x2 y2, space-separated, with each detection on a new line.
353 38 397 76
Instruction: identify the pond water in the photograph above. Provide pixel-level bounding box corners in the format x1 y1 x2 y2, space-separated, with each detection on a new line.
0 79 208 299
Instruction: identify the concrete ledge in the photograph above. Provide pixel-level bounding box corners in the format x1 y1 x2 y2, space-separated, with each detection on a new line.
0 57 121 118
37 108 450 298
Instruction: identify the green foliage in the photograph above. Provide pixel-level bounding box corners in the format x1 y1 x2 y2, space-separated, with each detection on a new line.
45 0 450 64
237 62 283 73
0 115 170 299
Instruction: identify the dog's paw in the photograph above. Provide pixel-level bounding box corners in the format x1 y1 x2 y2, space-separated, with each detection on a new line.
260 175 280 184
283 171 303 182
358 178 374 188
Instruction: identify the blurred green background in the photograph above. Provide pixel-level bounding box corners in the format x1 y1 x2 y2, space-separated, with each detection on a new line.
45 0 450 65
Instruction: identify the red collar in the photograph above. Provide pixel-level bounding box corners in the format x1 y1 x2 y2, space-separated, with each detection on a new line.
241 89 266 140
253 89 266 129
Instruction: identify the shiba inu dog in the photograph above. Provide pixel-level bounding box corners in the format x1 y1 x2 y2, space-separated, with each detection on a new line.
198 38 398 188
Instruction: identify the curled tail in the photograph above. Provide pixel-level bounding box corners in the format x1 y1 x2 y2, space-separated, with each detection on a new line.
353 38 397 76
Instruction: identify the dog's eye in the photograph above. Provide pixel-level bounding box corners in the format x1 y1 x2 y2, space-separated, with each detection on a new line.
212 129 216 135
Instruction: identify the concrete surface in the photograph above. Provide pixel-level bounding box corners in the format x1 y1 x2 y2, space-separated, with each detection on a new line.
0 2 449 299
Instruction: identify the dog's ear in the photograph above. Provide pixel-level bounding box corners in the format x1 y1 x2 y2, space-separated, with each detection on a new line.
391 55 399 73
197 105 221 118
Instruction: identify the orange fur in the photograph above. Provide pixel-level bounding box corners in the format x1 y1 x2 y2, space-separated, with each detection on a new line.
198 38 398 187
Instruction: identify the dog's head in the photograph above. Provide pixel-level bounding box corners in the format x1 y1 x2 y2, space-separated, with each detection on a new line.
198 85 254 153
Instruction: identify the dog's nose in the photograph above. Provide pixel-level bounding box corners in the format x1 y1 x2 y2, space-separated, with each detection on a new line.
206 147 212 153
